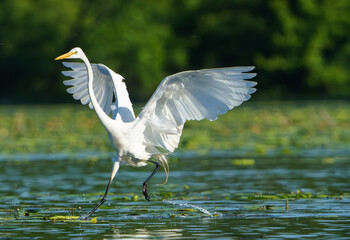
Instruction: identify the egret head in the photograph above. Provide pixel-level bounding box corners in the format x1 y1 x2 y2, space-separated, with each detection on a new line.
55 47 85 60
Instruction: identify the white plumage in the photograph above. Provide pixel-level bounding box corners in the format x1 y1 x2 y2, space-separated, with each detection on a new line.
55 47 257 218
62 62 256 157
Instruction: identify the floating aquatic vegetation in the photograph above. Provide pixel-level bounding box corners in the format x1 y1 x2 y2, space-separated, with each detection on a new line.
49 215 80 221
233 191 349 201
232 159 255 166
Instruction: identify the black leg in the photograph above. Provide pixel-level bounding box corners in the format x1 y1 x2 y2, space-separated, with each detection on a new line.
83 178 112 219
80 160 120 219
143 160 160 201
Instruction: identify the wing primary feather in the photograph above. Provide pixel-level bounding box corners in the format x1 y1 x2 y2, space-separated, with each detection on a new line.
166 99 185 125
72 89 88 101
66 83 86 94
62 62 86 70
63 78 86 86
62 71 85 78
80 93 90 105
183 88 217 120
182 91 205 120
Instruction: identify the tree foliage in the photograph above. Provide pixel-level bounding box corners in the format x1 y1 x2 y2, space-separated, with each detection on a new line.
1 0 350 103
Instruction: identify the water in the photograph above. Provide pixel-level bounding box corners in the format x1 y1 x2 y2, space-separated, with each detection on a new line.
1 102 350 239
162 199 216 216
0 154 349 239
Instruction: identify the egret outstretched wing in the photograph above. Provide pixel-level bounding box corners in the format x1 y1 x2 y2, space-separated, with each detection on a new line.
133 67 257 152
61 62 135 121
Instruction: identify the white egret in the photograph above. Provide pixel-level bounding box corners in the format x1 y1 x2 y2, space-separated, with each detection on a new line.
55 47 257 218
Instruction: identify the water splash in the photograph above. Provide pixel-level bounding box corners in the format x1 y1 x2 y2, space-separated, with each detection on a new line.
162 199 221 217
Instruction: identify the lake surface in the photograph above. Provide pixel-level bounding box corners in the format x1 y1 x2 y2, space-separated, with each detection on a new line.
0 102 350 239
1 154 349 239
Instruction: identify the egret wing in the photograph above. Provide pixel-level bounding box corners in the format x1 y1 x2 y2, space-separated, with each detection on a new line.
133 67 257 152
61 62 135 121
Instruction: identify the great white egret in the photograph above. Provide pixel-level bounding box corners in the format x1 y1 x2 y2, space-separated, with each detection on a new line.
55 47 257 218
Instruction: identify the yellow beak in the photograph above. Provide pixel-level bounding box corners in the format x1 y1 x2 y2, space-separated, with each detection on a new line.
55 51 75 60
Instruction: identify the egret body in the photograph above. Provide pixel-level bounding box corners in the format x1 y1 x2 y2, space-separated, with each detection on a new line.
55 47 257 218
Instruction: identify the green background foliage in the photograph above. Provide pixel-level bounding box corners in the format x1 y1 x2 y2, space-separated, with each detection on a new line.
1 0 350 103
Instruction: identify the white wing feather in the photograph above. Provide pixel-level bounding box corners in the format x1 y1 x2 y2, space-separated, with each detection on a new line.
61 62 256 156
61 62 135 122
133 67 257 153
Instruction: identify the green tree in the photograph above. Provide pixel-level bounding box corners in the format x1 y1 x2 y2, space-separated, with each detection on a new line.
256 0 350 98
0 0 81 102
1 0 350 103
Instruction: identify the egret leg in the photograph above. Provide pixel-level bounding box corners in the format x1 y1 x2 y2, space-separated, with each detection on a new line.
80 160 120 219
143 160 160 201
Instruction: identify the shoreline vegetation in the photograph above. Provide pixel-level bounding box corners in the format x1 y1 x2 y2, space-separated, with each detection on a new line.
1 101 350 157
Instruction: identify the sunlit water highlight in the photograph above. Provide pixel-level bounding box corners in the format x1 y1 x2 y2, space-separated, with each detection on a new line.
162 199 218 216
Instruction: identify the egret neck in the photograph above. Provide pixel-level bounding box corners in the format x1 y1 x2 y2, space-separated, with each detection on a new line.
81 54 115 132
